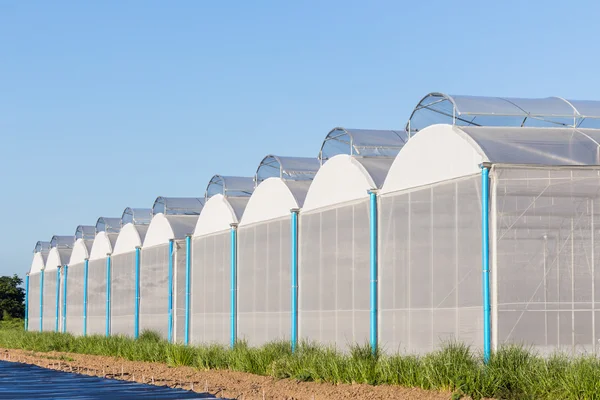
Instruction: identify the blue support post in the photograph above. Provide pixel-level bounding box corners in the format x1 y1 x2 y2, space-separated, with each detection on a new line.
24 274 29 331
481 166 491 363
83 259 89 337
40 269 45 332
230 224 238 348
369 190 379 355
105 255 112 337
62 265 68 333
168 239 174 343
55 268 61 332
290 209 299 353
184 235 192 345
134 247 141 339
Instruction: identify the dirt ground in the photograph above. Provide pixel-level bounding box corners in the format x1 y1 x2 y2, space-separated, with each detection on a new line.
0 347 454 400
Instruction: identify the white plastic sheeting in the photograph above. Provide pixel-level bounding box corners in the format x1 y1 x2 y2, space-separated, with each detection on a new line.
238 217 291 346
299 199 371 349
175 239 187 343
27 272 41 331
110 252 136 336
492 166 600 355
42 270 59 332
86 259 106 336
190 231 231 345
379 175 483 354
65 262 85 335
139 244 171 339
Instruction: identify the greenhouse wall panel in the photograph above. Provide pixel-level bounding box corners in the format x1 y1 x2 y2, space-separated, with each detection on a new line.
28 273 41 331
175 239 186 343
493 166 600 355
87 259 107 336
190 231 230 345
238 217 291 346
379 175 483 354
139 244 170 339
299 199 370 350
65 262 85 335
42 271 58 332
110 252 136 337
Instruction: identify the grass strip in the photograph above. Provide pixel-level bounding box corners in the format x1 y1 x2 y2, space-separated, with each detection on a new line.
1 324 599 399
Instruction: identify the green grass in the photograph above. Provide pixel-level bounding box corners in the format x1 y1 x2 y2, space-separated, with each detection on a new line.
1 328 600 400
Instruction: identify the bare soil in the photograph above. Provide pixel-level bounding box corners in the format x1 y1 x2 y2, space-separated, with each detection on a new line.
0 347 454 400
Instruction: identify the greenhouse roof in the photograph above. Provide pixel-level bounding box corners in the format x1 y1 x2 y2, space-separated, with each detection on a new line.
95 217 121 234
319 127 408 162
50 235 73 249
382 124 600 195
121 207 152 226
152 197 204 216
75 225 95 240
205 175 254 199
406 93 600 135
255 155 320 184
33 241 51 253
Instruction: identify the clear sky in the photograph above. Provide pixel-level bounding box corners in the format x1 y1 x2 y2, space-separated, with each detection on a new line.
2 0 600 278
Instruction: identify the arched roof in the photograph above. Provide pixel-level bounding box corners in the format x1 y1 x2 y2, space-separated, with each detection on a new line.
152 197 204 216
406 93 600 136
303 154 394 212
121 207 152 226
75 225 95 240
113 223 148 255
69 238 93 265
30 241 50 273
96 217 121 234
50 235 74 249
193 194 249 237
143 213 198 248
47 236 73 270
34 241 51 254
205 175 255 199
240 178 311 226
255 155 320 185
318 127 408 163
382 124 600 195
89 231 117 260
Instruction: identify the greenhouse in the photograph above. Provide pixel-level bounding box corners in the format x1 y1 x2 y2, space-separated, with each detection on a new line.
22 92 600 358
42 236 73 332
190 175 254 346
27 241 50 332
64 225 95 335
140 197 203 341
237 155 319 347
299 128 408 350
110 207 151 337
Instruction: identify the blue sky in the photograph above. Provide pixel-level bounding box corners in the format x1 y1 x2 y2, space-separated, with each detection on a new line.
2 0 600 278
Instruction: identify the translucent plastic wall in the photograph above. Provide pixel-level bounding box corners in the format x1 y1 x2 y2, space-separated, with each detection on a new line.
110 252 136 336
27 272 41 331
140 244 170 339
379 175 483 354
492 166 600 355
191 231 230 345
42 271 58 331
65 263 85 335
174 239 186 343
299 200 370 349
238 217 291 346
87 259 107 335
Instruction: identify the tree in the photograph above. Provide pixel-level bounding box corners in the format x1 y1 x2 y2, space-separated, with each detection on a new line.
0 275 25 320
